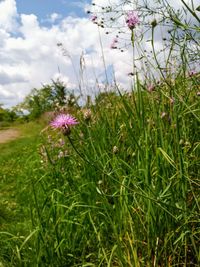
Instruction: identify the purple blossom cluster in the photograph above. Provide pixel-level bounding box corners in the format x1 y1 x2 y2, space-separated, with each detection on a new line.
50 114 78 129
126 11 139 30
50 113 79 136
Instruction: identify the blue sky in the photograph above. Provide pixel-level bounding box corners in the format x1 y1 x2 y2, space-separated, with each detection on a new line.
16 0 90 20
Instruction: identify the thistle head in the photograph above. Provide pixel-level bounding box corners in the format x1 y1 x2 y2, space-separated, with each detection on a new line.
50 113 78 135
126 11 139 30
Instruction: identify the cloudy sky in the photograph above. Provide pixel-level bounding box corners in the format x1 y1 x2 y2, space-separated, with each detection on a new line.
0 0 133 108
0 0 199 108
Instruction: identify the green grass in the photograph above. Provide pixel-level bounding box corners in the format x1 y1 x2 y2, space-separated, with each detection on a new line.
0 76 200 266
0 122 45 266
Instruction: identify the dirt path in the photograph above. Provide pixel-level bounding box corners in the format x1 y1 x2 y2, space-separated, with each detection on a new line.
0 129 20 144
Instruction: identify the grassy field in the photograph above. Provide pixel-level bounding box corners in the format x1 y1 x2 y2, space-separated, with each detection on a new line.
0 74 199 266
0 122 45 266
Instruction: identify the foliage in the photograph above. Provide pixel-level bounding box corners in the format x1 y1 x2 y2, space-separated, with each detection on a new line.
1 1 200 266
1 73 200 266
0 105 18 126
15 79 79 120
89 0 200 78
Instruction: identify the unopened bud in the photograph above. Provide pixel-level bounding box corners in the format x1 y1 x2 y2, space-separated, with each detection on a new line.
151 19 157 28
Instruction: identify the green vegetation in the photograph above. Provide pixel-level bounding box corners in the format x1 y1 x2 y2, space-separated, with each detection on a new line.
0 0 200 265
0 122 45 266
0 73 199 266
15 79 79 120
0 105 18 128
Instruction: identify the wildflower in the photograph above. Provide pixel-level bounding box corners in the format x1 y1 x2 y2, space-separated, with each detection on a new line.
91 15 97 22
50 113 78 135
126 11 139 30
147 84 155 93
188 70 196 77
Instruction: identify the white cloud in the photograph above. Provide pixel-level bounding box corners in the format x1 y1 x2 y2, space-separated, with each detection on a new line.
49 13 62 23
0 0 18 32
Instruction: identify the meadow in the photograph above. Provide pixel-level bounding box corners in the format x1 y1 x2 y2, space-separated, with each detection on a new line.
0 72 200 266
0 0 200 266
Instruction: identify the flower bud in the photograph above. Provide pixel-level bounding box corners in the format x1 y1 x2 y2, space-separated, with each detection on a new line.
113 146 119 154
151 19 157 28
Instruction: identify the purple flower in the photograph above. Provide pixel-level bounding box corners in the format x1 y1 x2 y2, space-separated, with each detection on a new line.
91 15 97 22
50 114 78 130
188 70 197 77
126 11 139 30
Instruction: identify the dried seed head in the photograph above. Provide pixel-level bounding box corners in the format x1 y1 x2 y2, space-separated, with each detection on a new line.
151 19 157 28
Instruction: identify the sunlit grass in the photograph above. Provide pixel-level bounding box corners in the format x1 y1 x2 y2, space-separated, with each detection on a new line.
0 122 45 267
1 75 199 266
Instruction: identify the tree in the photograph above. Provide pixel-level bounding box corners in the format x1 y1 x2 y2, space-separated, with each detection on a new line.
0 105 18 122
16 79 78 119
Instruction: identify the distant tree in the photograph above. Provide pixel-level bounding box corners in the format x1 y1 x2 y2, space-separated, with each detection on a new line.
51 80 66 106
0 105 18 122
15 79 78 119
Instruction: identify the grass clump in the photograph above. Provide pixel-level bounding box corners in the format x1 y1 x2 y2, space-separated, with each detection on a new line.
0 122 45 266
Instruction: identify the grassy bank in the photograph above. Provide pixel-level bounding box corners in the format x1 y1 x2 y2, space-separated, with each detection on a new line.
0 122 45 266
0 75 199 266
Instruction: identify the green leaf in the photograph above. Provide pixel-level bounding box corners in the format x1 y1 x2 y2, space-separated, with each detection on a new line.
196 5 200 11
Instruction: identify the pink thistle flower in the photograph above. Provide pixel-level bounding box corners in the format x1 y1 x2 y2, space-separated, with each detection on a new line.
126 11 139 30
50 114 78 135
